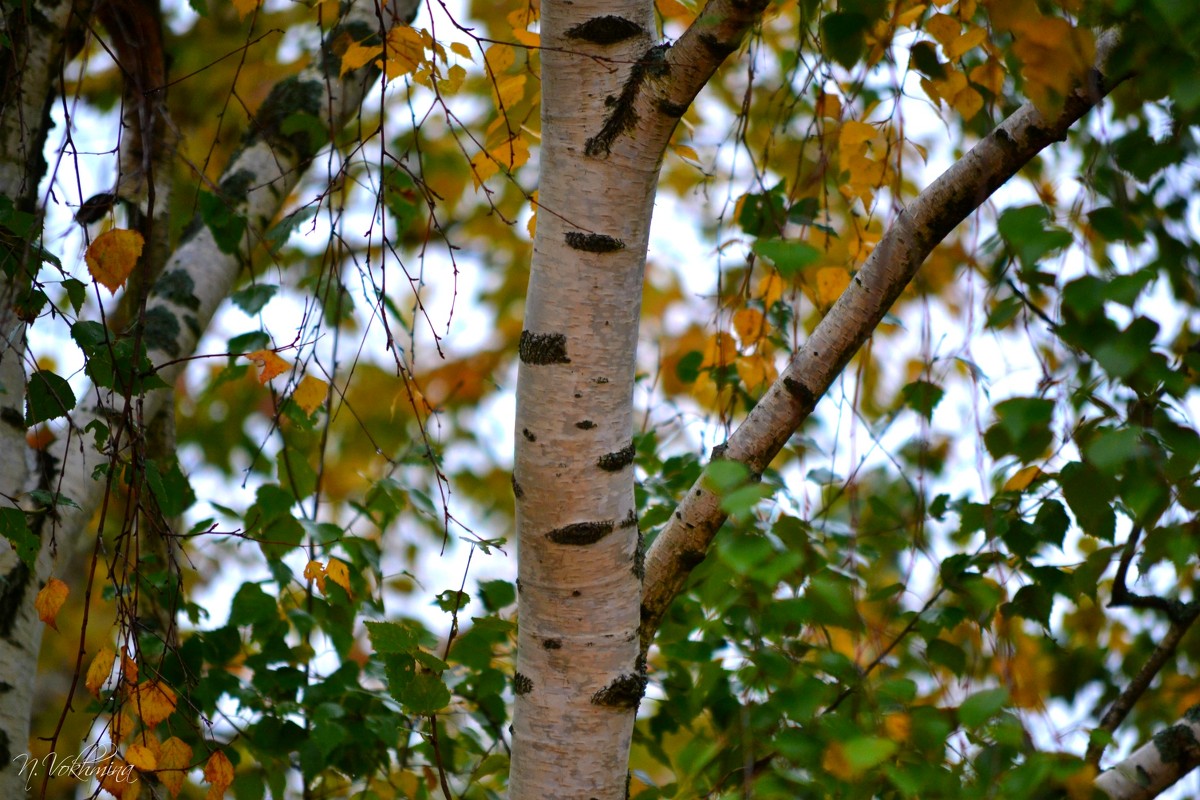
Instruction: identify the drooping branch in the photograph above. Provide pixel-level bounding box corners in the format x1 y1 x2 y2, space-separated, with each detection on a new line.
640 29 1128 655
0 0 418 793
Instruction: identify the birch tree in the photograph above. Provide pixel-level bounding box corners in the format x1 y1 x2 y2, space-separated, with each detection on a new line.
2 0 1200 798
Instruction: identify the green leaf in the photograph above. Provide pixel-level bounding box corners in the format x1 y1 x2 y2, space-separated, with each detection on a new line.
231 583 279 627
958 687 1009 728
1060 461 1116 541
479 579 515 611
26 370 76 424
145 458 196 517
63 278 87 314
366 620 421 654
925 639 966 675
199 190 248 254
400 670 450 715
822 12 868 68
0 508 37 569
997 205 1072 269
844 736 898 771
901 380 944 420
231 284 279 315
751 238 821 278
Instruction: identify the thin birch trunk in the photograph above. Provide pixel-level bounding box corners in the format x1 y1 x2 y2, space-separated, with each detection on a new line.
0 1 416 792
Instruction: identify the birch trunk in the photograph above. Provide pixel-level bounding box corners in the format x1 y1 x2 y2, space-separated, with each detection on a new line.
1095 706 1200 800
510 1 767 795
0 0 82 781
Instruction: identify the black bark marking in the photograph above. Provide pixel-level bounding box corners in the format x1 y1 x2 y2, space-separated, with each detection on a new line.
542 638 562 649
0 406 23 428
679 549 707 569
513 672 533 695
575 420 597 429
585 44 671 156
597 442 635 471
633 527 646 580
591 672 647 708
782 376 816 408
511 475 524 499
710 442 728 460
698 32 739 59
657 98 689 118
1151 724 1200 766
565 230 625 253
519 330 570 364
547 520 614 545
522 428 537 442
564 15 644 45
619 509 638 528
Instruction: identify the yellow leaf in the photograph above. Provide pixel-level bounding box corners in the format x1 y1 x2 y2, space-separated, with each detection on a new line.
839 120 877 149
340 41 382 77
732 308 767 346
326 558 351 595
87 646 117 698
484 43 515 76
526 190 538 239
86 229 144 295
384 26 425 80
1065 763 1099 800
126 742 157 772
231 0 259 20
1003 465 1042 492
736 353 777 391
450 41 474 61
35 578 68 631
756 272 784 309
110 710 135 744
817 91 842 120
293 374 329 415
671 143 700 163
821 741 854 781
895 3 927 27
97 755 138 799
816 267 851 305
135 680 178 728
246 349 289 384
970 60 1005 95
946 25 987 60
495 73 526 109
700 333 736 369
304 559 327 593
438 63 467 94
204 750 235 800
656 0 695 21
120 645 138 687
883 712 911 742
951 85 983 120
511 28 540 47
158 737 193 799
925 13 959 47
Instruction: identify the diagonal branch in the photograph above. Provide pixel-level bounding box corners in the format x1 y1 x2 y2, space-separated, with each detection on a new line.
640 29 1129 655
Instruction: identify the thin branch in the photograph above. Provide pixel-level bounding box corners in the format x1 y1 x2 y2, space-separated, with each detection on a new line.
640 29 1129 657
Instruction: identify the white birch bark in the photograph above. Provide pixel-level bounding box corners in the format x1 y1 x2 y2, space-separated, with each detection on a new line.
1095 707 1200 800
0 0 82 781
510 1 767 796
0 0 417 793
